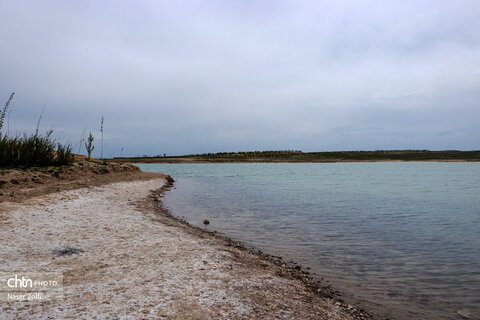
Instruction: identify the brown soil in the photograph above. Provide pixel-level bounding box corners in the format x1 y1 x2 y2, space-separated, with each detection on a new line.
0 157 164 204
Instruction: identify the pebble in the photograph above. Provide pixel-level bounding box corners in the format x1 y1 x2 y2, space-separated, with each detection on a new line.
457 309 472 319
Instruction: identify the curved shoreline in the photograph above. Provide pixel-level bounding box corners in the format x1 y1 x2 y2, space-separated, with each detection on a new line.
153 177 379 320
0 169 378 319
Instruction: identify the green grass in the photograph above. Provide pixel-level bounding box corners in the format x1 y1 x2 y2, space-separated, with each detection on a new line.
0 132 74 167
1 93 74 168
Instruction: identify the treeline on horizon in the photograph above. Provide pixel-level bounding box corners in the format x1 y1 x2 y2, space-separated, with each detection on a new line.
187 150 480 161
115 149 480 161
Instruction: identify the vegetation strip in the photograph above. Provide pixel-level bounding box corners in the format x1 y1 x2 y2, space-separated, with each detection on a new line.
112 150 480 163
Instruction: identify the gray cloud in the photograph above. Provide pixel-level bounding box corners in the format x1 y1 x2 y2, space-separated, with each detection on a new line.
1 0 479 156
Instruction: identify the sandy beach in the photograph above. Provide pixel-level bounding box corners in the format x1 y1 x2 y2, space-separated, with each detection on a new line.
0 167 373 319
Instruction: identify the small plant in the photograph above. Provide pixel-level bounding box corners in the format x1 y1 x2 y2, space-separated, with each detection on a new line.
35 103 46 136
100 116 104 159
0 92 14 132
85 132 94 160
77 128 86 154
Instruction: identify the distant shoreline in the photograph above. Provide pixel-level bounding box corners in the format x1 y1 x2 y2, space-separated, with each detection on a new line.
110 150 480 163
114 159 480 164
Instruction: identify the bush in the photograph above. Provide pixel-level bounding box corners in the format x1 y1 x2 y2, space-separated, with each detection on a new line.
17 132 55 166
0 132 74 167
55 143 74 165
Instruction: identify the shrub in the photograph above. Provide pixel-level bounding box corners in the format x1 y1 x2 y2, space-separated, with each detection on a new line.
17 131 55 166
56 143 74 165
85 132 94 160
0 132 74 167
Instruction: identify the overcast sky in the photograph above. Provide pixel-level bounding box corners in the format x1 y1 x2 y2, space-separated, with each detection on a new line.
1 0 479 157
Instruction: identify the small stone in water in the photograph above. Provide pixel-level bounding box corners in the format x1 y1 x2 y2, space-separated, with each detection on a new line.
203 219 210 225
457 309 472 319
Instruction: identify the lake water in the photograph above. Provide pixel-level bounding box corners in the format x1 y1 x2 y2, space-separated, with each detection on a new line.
137 162 480 320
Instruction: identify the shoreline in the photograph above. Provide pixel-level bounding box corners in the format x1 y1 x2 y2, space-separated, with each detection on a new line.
153 178 378 319
0 166 378 319
150 163 480 320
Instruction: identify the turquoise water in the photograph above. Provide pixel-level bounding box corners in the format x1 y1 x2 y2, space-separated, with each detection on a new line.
137 162 480 320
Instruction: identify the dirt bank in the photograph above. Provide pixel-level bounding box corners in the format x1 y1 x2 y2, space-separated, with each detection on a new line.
0 158 163 203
